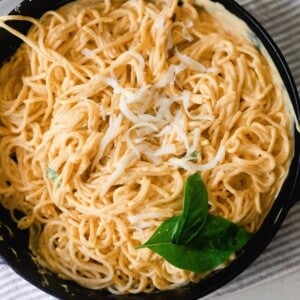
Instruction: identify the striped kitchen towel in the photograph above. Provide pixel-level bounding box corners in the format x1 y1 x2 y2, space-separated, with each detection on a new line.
1 0 300 299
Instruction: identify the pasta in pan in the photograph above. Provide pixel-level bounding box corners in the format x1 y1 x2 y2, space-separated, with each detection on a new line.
0 0 293 294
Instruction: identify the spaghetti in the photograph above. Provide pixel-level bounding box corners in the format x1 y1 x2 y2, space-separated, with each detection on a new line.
0 0 293 294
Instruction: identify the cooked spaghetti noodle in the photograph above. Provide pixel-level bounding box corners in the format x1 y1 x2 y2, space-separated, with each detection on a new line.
0 0 293 294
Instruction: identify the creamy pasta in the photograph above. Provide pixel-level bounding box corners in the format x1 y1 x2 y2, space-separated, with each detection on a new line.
0 0 293 294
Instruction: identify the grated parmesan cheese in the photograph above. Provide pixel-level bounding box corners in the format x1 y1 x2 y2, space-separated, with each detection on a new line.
168 145 225 172
98 66 224 196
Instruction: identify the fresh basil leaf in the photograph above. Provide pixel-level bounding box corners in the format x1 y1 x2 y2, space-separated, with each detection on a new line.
137 173 253 273
171 173 208 244
136 216 180 249
189 214 252 251
145 241 233 273
139 215 252 273
137 215 231 272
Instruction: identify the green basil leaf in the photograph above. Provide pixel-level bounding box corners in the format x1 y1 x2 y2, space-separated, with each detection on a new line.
189 214 253 251
139 214 252 272
138 216 232 272
171 173 208 244
137 173 253 273
145 241 233 273
136 216 180 248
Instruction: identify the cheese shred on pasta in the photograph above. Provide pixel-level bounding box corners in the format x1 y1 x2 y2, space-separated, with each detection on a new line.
0 0 293 294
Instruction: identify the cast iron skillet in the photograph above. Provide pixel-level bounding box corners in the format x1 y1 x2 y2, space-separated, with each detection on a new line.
0 0 300 299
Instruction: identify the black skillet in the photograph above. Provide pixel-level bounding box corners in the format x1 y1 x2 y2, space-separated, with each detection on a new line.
0 0 300 299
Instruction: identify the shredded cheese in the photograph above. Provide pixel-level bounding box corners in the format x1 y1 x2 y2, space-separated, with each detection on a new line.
125 122 159 157
155 64 186 88
168 145 226 172
99 64 223 195
176 48 217 74
81 48 94 57
91 114 123 170
100 145 147 197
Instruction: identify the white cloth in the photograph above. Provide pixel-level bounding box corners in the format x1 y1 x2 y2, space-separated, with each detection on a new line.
0 0 300 299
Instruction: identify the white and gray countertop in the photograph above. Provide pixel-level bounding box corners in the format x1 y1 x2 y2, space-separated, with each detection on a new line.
0 0 300 299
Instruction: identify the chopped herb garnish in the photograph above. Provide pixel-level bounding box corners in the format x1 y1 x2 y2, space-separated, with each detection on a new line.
46 168 62 188
137 173 252 273
187 150 199 161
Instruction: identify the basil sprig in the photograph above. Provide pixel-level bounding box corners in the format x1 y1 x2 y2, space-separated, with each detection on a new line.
137 173 252 273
